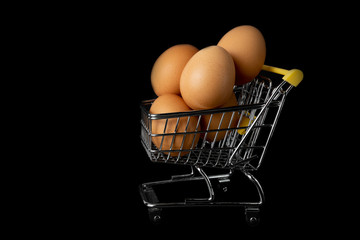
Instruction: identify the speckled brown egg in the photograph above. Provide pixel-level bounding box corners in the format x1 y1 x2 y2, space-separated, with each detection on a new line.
200 93 239 142
150 94 201 156
151 44 199 96
180 45 235 110
218 25 266 85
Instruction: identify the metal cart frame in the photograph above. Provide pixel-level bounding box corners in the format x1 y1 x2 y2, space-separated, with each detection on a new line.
139 65 303 225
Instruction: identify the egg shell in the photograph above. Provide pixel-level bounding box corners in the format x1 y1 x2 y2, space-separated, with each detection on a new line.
180 45 235 110
201 93 239 142
151 44 199 96
218 25 266 85
150 94 201 156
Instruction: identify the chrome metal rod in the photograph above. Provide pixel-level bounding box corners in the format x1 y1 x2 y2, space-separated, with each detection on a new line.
228 81 287 164
171 166 195 180
186 166 215 203
256 93 286 169
242 171 264 205
141 167 233 190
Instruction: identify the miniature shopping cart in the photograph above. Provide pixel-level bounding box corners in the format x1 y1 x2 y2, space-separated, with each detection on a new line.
139 65 303 225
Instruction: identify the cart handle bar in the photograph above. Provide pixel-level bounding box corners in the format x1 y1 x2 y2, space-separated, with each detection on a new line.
262 65 303 87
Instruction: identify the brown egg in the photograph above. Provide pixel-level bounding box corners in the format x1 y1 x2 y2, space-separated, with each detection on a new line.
150 94 200 156
218 25 266 85
180 45 235 110
201 93 239 142
151 44 199 96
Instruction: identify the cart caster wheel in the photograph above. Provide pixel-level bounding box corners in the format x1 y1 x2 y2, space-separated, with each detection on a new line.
245 208 260 226
148 208 162 224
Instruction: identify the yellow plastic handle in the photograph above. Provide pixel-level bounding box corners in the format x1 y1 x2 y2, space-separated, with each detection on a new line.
262 65 303 87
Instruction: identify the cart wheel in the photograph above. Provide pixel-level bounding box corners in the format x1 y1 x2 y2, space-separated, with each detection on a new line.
245 208 260 226
148 208 162 224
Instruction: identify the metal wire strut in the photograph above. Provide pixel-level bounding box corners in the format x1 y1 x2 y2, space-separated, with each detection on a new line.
186 166 215 203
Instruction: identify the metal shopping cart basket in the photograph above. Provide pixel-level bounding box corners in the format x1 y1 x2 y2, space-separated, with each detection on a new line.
139 65 303 225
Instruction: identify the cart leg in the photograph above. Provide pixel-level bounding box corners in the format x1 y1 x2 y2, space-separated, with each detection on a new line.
242 171 264 205
241 171 264 226
186 166 215 202
140 185 164 224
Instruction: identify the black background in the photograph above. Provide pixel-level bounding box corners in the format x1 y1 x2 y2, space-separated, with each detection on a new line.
53 4 356 238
